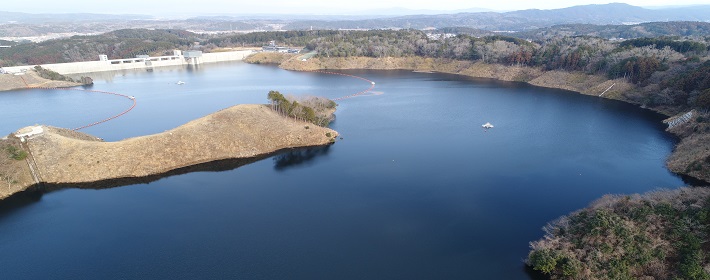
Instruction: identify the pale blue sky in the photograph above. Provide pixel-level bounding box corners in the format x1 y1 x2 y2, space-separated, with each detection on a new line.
3 0 709 15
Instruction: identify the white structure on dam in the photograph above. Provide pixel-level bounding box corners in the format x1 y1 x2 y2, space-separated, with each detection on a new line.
2 50 254 75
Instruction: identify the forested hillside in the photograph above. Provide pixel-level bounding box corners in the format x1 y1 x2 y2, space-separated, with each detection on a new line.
232 29 709 115
0 29 199 66
283 3 710 31
513 21 710 40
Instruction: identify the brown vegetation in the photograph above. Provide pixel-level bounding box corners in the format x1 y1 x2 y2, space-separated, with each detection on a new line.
280 55 631 99
267 90 337 126
667 112 710 181
0 137 33 199
0 70 81 92
0 104 338 199
244 52 296 65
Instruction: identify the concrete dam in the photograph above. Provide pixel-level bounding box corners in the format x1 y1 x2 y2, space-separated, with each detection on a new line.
2 50 254 75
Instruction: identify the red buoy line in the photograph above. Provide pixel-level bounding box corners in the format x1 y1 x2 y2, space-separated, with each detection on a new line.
26 85 137 131
21 69 368 131
69 89 136 131
303 70 376 101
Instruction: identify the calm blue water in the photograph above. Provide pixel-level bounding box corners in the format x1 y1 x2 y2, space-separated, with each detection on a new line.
0 62 685 279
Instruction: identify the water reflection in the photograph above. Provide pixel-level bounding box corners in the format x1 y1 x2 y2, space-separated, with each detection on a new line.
681 174 710 186
0 189 44 220
0 156 267 216
273 145 332 171
0 144 337 217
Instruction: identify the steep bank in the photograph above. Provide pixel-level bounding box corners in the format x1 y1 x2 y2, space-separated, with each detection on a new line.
280 56 634 102
0 104 338 199
0 71 81 92
273 55 708 183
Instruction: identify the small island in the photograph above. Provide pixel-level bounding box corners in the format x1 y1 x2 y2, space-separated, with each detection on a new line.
0 96 338 199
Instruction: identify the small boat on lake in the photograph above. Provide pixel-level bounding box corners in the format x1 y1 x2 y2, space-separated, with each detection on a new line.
176 81 185 85
482 122 494 129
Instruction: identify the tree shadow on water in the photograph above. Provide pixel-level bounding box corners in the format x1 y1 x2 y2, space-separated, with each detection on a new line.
273 145 332 171
0 145 334 217
0 190 44 220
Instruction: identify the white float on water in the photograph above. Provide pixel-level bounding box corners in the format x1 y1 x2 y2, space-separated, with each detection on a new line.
482 122 494 129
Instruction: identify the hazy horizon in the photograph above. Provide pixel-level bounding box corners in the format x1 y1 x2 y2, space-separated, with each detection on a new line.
1 0 709 17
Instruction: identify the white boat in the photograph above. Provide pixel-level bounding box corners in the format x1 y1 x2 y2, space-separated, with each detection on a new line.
371 81 376 85
482 122 494 129
176 81 185 85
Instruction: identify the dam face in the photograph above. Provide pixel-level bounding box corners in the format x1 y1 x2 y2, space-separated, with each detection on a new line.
2 50 254 75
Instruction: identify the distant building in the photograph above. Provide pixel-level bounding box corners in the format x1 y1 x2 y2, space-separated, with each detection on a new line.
426 33 456 41
262 41 297 53
183 51 203 58
183 51 203 65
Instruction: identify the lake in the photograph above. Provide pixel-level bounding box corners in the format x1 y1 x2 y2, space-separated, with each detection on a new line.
0 62 686 279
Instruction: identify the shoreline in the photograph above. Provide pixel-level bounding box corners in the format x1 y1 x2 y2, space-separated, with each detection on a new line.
0 71 82 92
268 54 710 279
0 50 255 92
21 145 325 196
0 104 338 200
266 55 709 184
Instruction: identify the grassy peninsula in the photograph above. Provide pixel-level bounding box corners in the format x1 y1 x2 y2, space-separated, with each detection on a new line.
0 67 84 91
0 103 338 199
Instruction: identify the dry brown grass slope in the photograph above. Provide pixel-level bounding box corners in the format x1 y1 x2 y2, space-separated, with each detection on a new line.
29 104 337 184
0 104 337 200
0 137 34 199
0 71 80 91
280 56 634 100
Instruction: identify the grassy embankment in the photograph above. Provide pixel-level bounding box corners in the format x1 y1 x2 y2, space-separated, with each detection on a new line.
0 138 34 199
0 66 89 92
0 104 338 199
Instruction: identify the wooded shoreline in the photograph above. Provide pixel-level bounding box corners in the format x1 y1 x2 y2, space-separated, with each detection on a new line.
250 53 710 184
